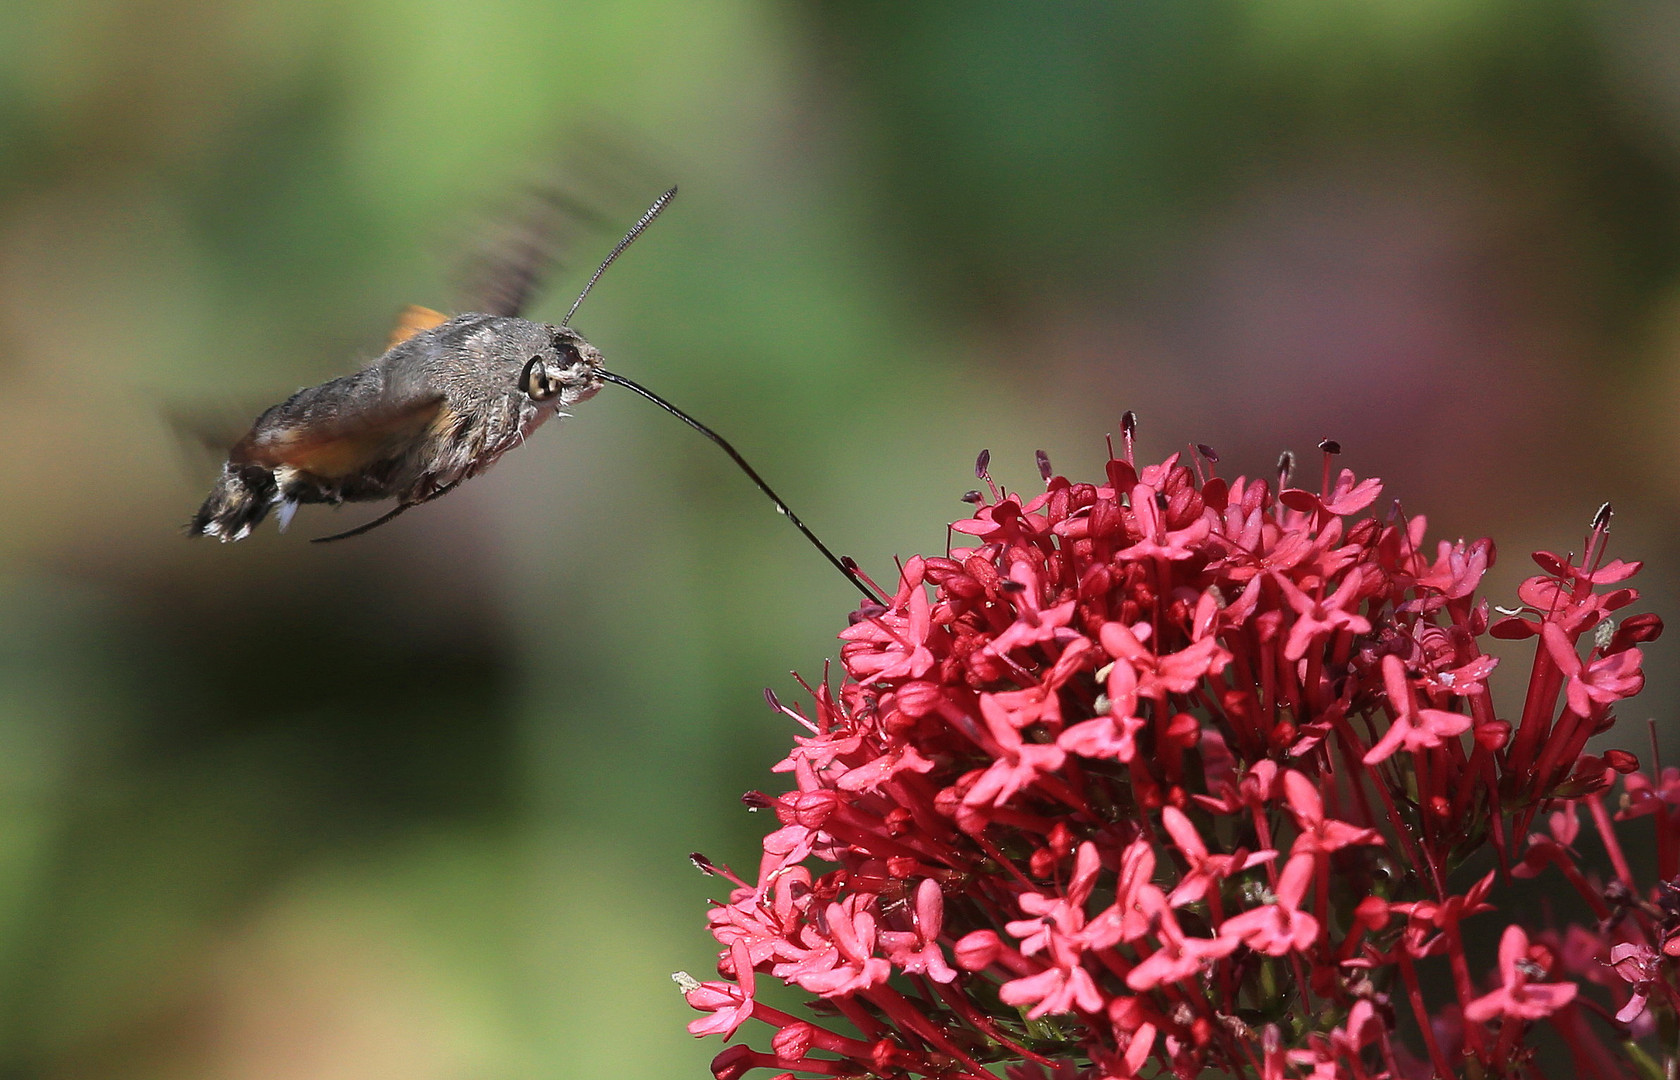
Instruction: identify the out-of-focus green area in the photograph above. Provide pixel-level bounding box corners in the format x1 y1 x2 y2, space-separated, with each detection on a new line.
2 2 1679 1076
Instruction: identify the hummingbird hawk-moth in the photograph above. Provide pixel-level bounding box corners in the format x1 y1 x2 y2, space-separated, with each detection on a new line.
187 188 875 600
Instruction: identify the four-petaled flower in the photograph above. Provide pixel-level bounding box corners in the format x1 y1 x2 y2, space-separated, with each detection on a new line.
1463 925 1578 1022
1363 653 1473 764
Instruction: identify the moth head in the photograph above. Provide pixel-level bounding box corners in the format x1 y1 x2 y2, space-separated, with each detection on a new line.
519 326 603 408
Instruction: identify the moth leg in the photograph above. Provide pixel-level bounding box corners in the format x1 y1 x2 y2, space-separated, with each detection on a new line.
309 479 462 544
308 501 420 544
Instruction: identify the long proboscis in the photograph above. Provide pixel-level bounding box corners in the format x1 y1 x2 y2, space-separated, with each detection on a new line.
597 369 879 602
562 186 677 327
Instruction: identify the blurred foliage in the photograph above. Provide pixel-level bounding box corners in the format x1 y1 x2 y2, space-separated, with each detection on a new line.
817 0 1680 338
1 1 1679 1077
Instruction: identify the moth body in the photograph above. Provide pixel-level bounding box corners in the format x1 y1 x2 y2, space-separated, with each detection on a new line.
190 313 603 541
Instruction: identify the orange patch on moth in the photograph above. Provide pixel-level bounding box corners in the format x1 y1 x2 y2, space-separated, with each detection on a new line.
386 305 451 349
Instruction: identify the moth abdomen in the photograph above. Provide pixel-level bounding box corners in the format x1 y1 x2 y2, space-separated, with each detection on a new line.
188 462 279 541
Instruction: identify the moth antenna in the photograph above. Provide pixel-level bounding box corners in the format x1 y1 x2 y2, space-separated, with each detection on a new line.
596 369 880 602
562 186 677 327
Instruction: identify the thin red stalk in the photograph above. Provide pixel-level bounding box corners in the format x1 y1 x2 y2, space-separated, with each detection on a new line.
867 983 999 1079
1441 921 1485 1056
1330 712 1428 876
1396 944 1453 1078
928 977 1057 1066
1585 791 1636 891
1507 641 1566 789
828 994 888 1043
1531 707 1592 795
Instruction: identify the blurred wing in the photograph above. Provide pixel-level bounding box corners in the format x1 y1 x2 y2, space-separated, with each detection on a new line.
166 406 251 469
455 132 672 317
234 394 448 482
458 185 610 317
387 305 451 348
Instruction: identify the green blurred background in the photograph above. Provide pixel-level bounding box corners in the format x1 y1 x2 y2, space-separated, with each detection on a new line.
3 2 1680 1076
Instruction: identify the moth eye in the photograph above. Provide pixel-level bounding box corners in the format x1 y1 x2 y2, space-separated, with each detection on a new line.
521 356 560 402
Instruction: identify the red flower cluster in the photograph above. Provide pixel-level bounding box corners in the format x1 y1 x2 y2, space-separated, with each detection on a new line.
682 426 1672 1079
